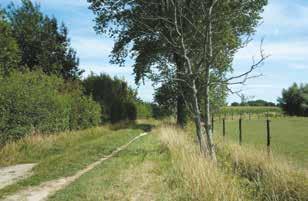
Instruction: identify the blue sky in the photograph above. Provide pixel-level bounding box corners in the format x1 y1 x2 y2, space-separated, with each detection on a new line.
1 0 308 104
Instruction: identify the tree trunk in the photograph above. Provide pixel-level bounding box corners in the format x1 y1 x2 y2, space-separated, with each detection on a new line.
192 82 208 154
177 95 186 128
175 53 187 128
203 0 217 161
204 68 216 161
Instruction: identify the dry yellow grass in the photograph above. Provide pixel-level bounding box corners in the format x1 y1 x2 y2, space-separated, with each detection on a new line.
218 140 308 201
157 125 245 201
0 127 105 166
157 125 308 201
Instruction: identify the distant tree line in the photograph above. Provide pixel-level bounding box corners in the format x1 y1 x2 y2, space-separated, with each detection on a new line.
231 100 276 107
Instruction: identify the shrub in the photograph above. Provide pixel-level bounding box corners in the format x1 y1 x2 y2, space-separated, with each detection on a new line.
69 96 101 130
0 71 100 145
278 83 308 116
83 73 137 123
136 101 153 119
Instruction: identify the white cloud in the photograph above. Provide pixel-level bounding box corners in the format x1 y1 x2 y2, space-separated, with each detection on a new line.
235 40 308 62
71 37 113 60
260 1 308 33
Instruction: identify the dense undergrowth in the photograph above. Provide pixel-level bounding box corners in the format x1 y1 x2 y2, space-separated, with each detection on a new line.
0 71 101 145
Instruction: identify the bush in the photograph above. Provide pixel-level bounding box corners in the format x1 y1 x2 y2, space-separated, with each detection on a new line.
0 71 100 145
83 73 137 123
69 96 101 130
278 83 308 116
136 101 153 119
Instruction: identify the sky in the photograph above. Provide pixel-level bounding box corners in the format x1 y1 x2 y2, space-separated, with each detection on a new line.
1 0 308 104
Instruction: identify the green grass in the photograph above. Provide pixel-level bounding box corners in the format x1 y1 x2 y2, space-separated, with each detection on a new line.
48 134 172 201
0 125 146 199
214 117 308 167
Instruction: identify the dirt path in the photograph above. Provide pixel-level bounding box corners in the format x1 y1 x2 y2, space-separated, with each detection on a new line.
2 132 148 201
0 164 36 190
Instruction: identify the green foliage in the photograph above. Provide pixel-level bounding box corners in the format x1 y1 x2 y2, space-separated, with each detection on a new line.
83 73 137 123
231 100 276 107
5 0 83 79
0 71 100 145
69 96 101 130
135 101 153 119
278 83 308 116
0 10 20 75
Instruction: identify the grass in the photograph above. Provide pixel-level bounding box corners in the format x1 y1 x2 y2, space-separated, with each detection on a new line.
214 117 308 167
1 120 307 201
48 133 172 201
216 140 308 201
0 124 145 199
157 126 245 201
159 125 308 201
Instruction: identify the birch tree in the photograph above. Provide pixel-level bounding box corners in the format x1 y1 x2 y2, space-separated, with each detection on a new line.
88 0 268 159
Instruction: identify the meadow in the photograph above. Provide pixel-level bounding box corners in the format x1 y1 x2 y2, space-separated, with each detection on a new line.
214 117 308 167
0 120 307 201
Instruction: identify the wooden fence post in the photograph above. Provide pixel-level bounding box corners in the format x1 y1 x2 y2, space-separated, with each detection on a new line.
223 118 226 138
239 118 242 145
211 115 214 133
266 119 271 155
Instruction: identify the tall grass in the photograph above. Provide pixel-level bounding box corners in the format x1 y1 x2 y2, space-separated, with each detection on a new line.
158 125 308 201
217 141 308 201
0 127 105 167
157 126 245 201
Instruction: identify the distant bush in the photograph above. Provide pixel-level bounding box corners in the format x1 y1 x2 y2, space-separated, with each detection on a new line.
136 101 153 119
0 71 100 145
231 100 276 107
278 83 308 116
83 73 137 123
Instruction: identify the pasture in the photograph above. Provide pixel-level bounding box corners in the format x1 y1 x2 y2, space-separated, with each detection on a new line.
214 117 308 167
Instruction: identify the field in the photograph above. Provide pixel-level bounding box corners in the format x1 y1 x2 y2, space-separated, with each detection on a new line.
214 117 308 167
0 120 307 201
217 106 283 118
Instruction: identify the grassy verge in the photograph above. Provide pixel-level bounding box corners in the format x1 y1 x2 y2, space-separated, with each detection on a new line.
157 126 245 201
158 125 308 201
217 140 308 201
0 125 144 199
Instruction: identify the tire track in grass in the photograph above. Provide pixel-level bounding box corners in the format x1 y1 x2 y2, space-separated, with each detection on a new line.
2 132 149 201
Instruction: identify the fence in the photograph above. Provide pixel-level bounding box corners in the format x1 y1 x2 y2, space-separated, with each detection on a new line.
212 114 273 155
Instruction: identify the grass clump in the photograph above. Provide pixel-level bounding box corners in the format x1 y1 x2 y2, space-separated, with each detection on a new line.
217 141 308 201
157 125 245 201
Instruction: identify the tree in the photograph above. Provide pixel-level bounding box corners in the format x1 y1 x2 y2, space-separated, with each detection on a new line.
5 0 83 79
88 0 267 159
0 9 20 75
83 73 137 123
278 83 308 116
